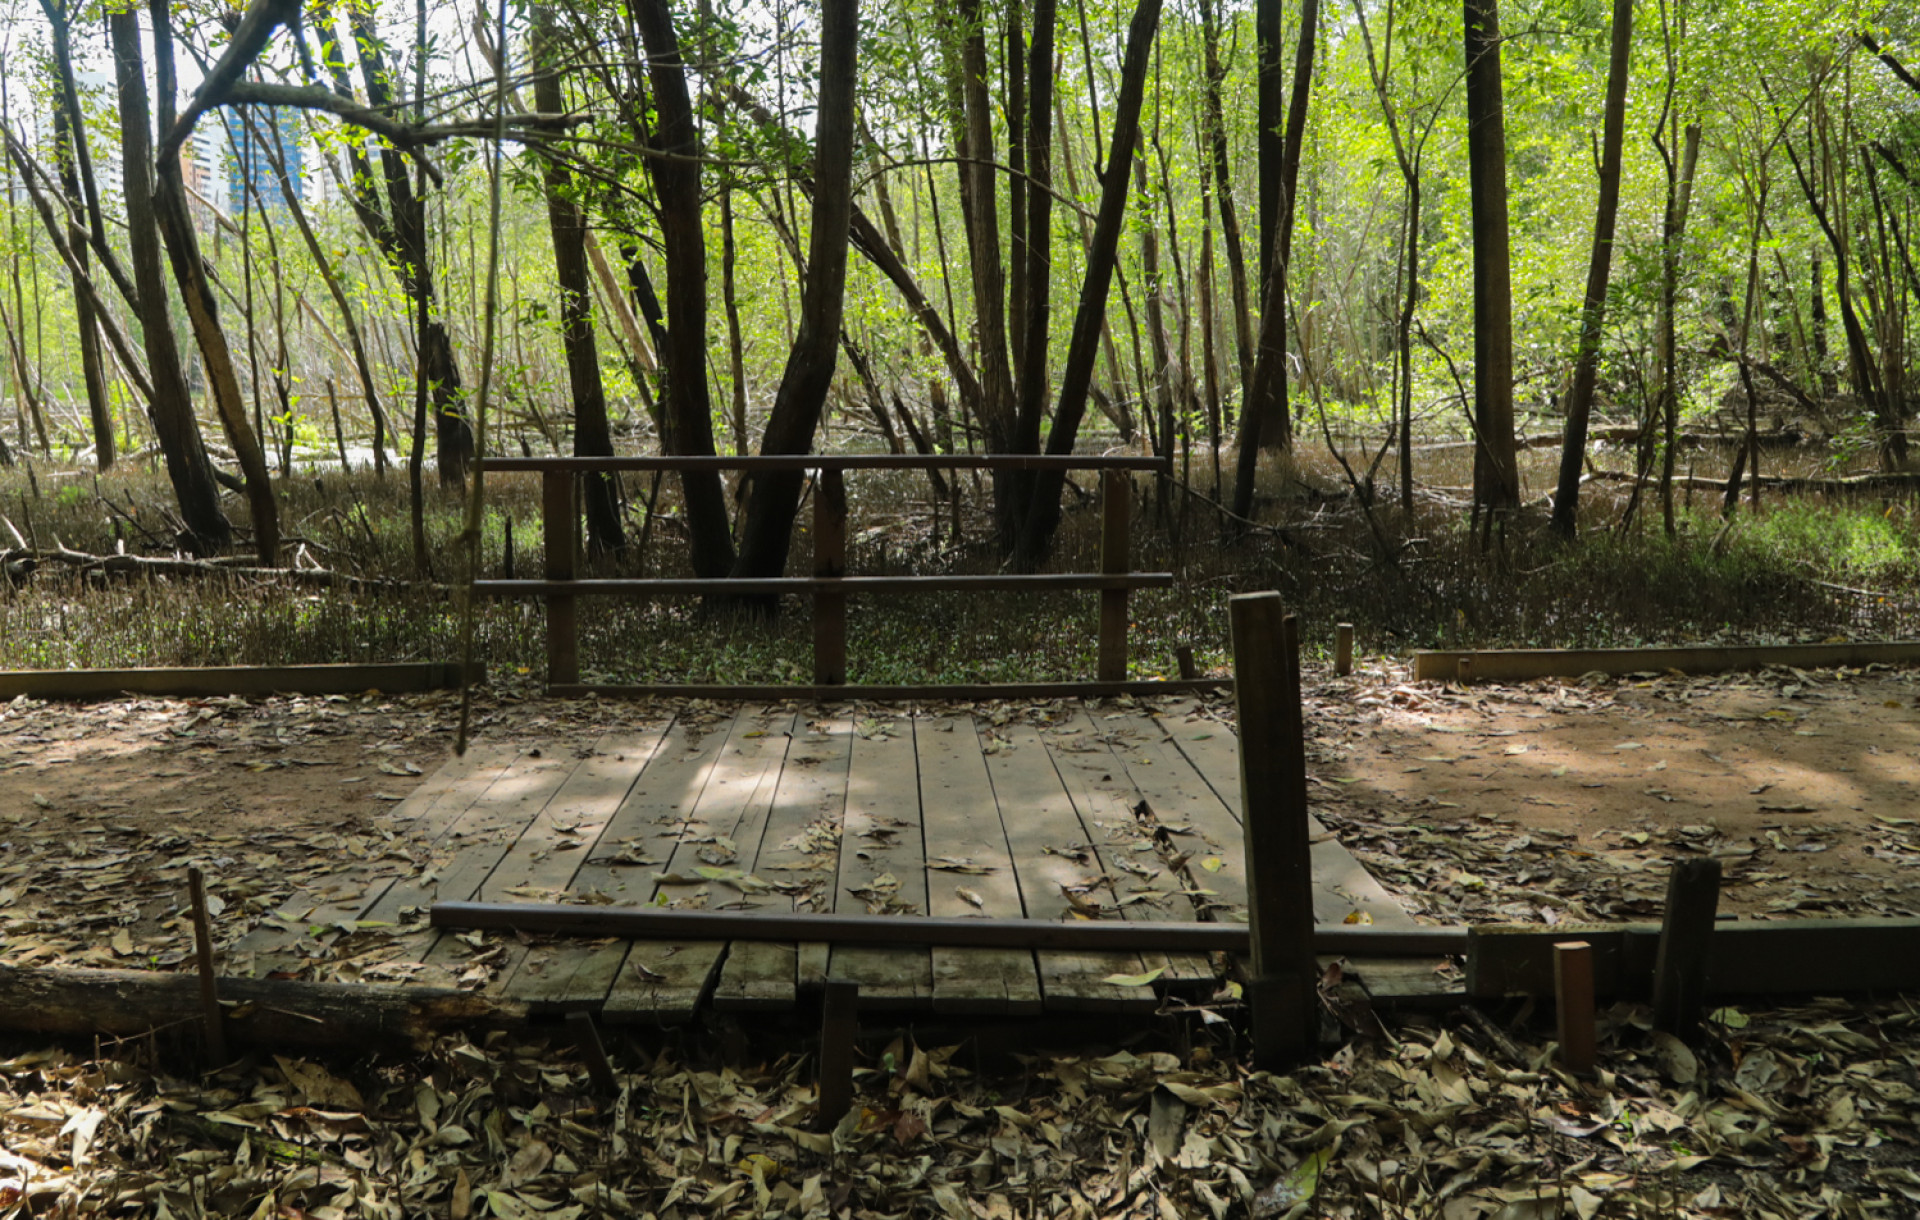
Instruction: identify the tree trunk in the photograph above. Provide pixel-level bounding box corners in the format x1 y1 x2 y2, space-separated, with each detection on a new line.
1549 0 1632 538
633 0 737 577
1229 0 1318 517
729 0 860 582
1200 0 1253 391
149 3 278 565
336 2 473 488
1658 121 1701 536
1013 0 1163 569
533 6 624 557
45 5 112 469
108 7 230 554
1011 0 1056 529
1464 0 1519 523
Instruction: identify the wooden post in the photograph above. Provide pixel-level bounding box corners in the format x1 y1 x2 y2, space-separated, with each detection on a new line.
187 868 226 1066
503 516 515 581
1553 941 1597 1075
1175 645 1198 680
1651 857 1722 1041
543 469 578 685
816 979 858 1128
565 1010 619 1095
1097 469 1131 682
813 469 848 686
1456 656 1473 685
1335 624 1354 676
1229 593 1316 1066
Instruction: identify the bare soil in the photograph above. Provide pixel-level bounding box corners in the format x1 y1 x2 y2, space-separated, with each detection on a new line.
1285 662 1920 927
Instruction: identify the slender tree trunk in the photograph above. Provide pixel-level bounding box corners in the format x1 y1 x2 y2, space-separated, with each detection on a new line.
1230 0 1318 515
1549 0 1633 537
1657 121 1701 535
1010 0 1056 530
1200 0 1253 391
533 6 624 557
44 9 112 469
633 0 736 577
108 7 230 553
1013 0 1162 568
730 0 861 581
1464 0 1519 525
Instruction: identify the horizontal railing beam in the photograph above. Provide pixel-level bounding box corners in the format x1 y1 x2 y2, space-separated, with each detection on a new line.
478 454 1169 474
549 679 1229 700
476 573 1175 596
431 901 1469 957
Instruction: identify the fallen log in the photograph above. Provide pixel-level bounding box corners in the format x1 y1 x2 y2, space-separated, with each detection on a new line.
1584 468 1920 494
0 965 525 1049
1411 424 1805 454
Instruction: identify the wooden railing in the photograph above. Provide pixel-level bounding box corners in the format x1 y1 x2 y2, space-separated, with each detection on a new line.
475 453 1190 696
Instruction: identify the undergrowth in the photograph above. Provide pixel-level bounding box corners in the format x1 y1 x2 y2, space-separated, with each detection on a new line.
1 448 1914 681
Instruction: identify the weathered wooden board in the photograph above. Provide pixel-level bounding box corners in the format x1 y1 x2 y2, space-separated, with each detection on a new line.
1099 710 1252 921
986 723 1157 1012
433 729 665 1007
828 711 933 1006
916 715 1043 1015
600 708 795 1024
1042 708 1217 991
713 714 852 1011
1150 701 1420 930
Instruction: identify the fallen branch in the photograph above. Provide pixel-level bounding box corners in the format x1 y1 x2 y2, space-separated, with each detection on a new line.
1584 468 1920 494
11 545 411 594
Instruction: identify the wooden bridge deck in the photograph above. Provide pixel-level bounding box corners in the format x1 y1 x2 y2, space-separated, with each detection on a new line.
231 700 1435 1022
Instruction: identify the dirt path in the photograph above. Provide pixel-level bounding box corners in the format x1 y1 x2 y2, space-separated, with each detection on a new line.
1281 661 1920 925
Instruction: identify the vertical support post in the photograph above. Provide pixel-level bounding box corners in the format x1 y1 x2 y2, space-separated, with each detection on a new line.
1175 645 1198 680
187 867 226 1066
813 468 848 686
566 1010 619 1095
1334 623 1354 676
1456 656 1473 685
1651 857 1721 1041
1097 468 1131 682
816 979 859 1128
1229 593 1316 1066
543 468 578 685
1553 940 1597 1075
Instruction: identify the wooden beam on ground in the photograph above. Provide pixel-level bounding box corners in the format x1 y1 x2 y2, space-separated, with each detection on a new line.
0 662 483 700
1415 641 1920 684
431 902 1464 955
1469 916 1920 998
0 966 524 1048
550 679 1228 701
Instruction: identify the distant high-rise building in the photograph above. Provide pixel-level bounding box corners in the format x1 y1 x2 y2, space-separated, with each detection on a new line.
224 105 303 210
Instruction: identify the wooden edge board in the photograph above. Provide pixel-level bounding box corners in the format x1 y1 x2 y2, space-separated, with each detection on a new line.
0 662 483 700
827 709 933 1005
552 680 1228 701
1468 918 1920 998
1416 642 1920 684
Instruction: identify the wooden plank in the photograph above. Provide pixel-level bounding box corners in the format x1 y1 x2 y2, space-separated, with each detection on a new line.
600 708 796 1025
915 715 1043 1015
829 711 932 1007
542 711 738 1012
1414 640 1920 684
231 744 521 977
0 662 481 700
1470 917 1920 998
985 723 1156 1012
1152 701 1420 930
432 729 666 1009
713 714 853 1011
1097 710 1252 921
1042 708 1216 992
